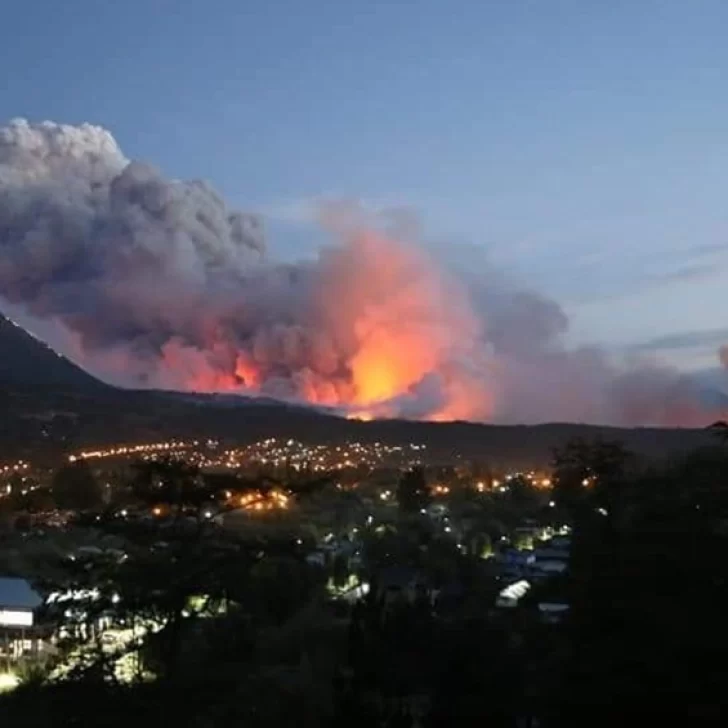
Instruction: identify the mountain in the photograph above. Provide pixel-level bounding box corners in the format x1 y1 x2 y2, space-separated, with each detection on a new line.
0 314 109 393
0 314 722 466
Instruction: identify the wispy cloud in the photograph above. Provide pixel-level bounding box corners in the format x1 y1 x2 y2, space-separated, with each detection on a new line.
689 242 728 257
648 262 719 285
559 238 728 305
632 327 728 353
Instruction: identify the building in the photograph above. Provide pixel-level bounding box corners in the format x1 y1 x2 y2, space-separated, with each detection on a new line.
496 579 531 609
0 577 44 667
538 601 570 624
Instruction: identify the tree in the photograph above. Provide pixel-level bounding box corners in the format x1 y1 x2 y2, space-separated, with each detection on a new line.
397 467 430 514
708 420 728 442
549 449 728 725
52 461 103 511
551 438 632 519
18 487 56 513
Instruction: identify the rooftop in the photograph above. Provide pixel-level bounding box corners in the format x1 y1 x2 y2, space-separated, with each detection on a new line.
0 577 43 610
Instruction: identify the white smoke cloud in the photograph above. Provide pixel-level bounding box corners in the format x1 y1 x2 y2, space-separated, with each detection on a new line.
0 118 724 426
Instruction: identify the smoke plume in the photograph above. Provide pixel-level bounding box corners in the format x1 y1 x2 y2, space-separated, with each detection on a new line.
0 119 724 426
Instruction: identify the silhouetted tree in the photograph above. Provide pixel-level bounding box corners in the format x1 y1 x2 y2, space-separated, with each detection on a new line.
551 438 632 519
708 420 728 442
546 441 728 726
130 458 222 523
18 486 56 513
397 467 430 514
52 461 103 511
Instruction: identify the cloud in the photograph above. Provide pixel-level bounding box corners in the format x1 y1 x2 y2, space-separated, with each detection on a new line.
689 242 728 257
1 118 726 427
561 241 728 306
648 262 720 285
632 327 728 353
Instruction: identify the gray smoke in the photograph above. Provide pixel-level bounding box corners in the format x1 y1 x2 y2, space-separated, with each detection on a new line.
0 118 722 426
720 345 728 370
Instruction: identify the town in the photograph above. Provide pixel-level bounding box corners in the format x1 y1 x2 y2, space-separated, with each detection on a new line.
3 2 728 723
1 430 726 725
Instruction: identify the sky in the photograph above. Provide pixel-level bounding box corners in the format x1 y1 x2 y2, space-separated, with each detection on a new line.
1 0 727 372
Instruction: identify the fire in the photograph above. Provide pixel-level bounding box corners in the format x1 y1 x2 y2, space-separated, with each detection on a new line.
234 355 260 389
149 231 494 421
351 340 404 403
7 119 726 429
346 410 374 422
350 324 439 405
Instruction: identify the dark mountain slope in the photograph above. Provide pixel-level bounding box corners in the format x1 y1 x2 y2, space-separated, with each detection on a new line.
0 315 110 393
0 314 720 466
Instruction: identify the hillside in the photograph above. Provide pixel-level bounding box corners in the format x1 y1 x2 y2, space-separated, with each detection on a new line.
0 315 110 393
0 314 721 466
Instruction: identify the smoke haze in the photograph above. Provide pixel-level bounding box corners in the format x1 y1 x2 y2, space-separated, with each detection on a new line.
0 119 724 426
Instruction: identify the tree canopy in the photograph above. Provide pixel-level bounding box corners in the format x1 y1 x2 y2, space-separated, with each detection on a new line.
52 461 103 511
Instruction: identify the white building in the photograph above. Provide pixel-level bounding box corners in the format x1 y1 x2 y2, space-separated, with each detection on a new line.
0 577 44 665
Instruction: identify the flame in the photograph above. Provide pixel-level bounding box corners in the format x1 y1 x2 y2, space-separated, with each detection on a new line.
234 355 260 389
148 231 495 421
346 410 374 422
351 327 437 405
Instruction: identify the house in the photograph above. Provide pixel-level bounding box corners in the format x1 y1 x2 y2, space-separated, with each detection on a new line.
495 547 535 580
531 537 570 579
533 545 569 561
496 579 531 608
538 601 569 624
305 550 327 567
531 559 568 577
0 577 45 665
549 535 571 550
376 566 431 608
0 577 42 629
496 548 535 567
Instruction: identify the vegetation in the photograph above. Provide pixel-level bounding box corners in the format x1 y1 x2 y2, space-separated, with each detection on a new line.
52 461 104 511
397 466 430 514
0 438 726 726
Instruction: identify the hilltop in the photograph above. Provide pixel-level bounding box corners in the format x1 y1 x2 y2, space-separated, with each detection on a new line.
0 313 719 465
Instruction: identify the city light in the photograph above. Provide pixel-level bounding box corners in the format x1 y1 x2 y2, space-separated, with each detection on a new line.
68 440 192 463
0 672 19 693
65 438 426 473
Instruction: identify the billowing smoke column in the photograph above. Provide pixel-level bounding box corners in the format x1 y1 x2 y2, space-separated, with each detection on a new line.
0 119 723 426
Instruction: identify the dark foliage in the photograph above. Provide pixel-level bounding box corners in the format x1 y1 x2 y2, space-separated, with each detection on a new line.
2 442 727 726
52 461 103 511
397 467 430 514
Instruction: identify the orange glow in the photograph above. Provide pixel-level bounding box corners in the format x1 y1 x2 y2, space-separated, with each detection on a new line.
234 355 260 388
350 324 438 405
153 231 496 423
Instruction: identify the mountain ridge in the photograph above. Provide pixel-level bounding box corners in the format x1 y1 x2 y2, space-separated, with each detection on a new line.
0 314 112 393
0 312 723 465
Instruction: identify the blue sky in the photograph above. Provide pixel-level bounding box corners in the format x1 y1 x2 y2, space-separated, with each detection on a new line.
2 0 727 370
